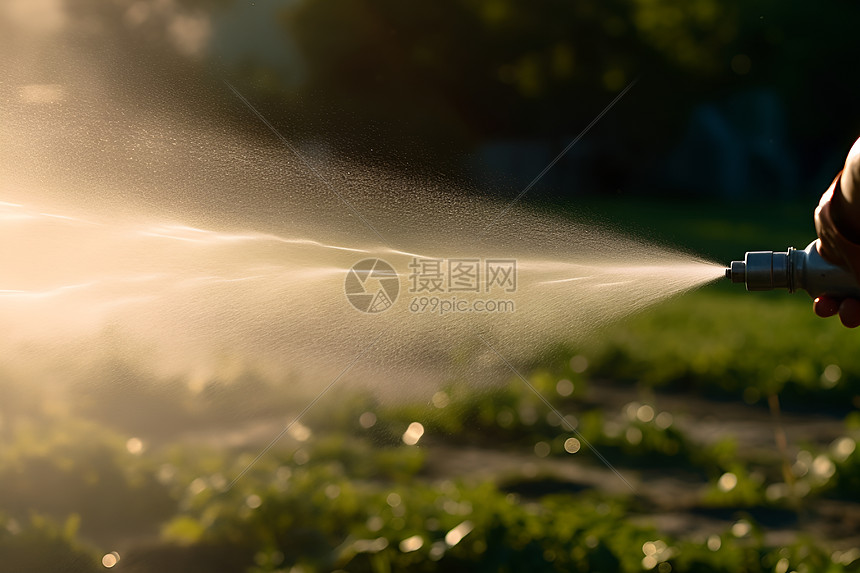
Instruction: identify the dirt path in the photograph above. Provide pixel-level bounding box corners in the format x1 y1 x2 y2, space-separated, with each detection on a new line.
422 381 860 549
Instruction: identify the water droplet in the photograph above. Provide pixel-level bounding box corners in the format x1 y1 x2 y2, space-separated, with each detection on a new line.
288 421 312 442
125 437 143 455
570 355 588 373
731 520 751 537
402 422 425 445
432 391 450 408
831 436 856 461
717 472 737 492
636 404 655 423
429 540 446 560
276 466 292 482
812 454 835 479
157 464 176 484
833 548 860 565
399 534 424 552
643 541 657 555
556 378 574 396
625 402 641 421
386 492 402 507
209 473 226 491
707 534 721 551
821 364 842 388
354 537 388 553
293 448 309 465
655 411 673 429
564 437 581 454
766 482 788 501
359 411 377 428
793 450 812 477
366 515 384 532
444 520 474 546
188 477 207 496
101 552 120 568
6 518 21 535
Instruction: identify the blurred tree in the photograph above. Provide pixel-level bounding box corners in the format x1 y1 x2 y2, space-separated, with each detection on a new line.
277 0 860 193
280 0 648 143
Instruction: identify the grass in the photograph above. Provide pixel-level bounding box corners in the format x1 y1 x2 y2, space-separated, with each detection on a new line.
583 285 860 409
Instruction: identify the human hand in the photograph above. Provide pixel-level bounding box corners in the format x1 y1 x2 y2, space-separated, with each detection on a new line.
813 137 860 327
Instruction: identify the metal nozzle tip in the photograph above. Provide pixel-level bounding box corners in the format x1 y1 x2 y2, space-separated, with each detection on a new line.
728 260 746 284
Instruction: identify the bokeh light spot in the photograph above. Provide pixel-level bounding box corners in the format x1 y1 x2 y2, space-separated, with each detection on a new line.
125 437 143 454
386 492 402 508
717 472 737 492
402 422 425 445
655 411 673 429
359 411 377 428
569 355 588 373
636 404 655 423
707 534 721 551
101 552 120 568
399 534 423 552
564 437 581 454
432 391 450 408
821 364 842 388
556 378 574 396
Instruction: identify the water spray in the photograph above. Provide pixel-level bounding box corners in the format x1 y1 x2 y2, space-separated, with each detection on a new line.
726 241 860 298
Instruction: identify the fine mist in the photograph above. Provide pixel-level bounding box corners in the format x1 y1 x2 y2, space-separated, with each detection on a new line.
0 54 724 405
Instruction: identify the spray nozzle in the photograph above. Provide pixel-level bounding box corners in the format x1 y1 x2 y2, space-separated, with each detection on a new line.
726 241 860 299
726 261 745 283
727 250 792 291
